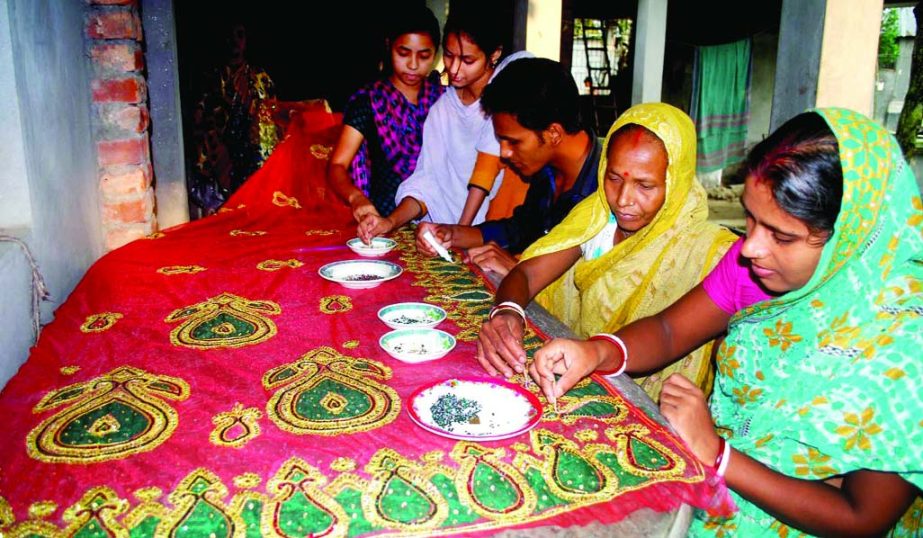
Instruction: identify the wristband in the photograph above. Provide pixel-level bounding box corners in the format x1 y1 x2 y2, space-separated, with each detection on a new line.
587 333 628 376
489 301 526 324
714 437 731 477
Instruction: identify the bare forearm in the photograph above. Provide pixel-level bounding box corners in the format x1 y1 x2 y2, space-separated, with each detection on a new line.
390 198 424 230
328 164 361 205
726 451 915 537
458 188 487 226
446 225 485 249
600 285 731 374
494 267 532 307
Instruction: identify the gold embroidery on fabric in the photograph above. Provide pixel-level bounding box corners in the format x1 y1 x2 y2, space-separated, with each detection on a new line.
542 393 628 426
210 403 263 448
26 366 189 464
263 347 400 436
165 292 280 350
59 366 80 376
28 501 57 519
310 144 333 160
516 429 618 503
257 259 304 271
217 204 246 214
61 487 129 538
305 229 337 236
233 473 262 490
393 228 491 341
362 449 448 531
3 520 62 538
319 295 353 314
602 424 687 479
6 426 707 536
342 340 359 349
0 496 13 528
422 450 445 463
229 490 269 538
272 191 302 209
450 443 536 522
157 469 246 538
262 458 349 538
80 312 123 333
511 442 530 453
120 488 167 537
156 265 207 275
330 457 357 472
230 229 267 237
575 429 599 442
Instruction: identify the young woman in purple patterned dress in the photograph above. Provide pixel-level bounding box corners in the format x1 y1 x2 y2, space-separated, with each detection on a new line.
327 6 443 223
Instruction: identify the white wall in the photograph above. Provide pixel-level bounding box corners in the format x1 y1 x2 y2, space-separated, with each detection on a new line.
0 0 103 389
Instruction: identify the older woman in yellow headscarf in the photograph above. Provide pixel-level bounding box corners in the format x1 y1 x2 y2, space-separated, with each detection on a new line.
476 102 736 399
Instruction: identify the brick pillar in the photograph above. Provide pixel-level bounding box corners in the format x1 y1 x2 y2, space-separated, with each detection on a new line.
86 0 156 251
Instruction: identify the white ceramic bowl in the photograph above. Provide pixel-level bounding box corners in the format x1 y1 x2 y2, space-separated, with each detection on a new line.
377 302 447 330
346 237 397 257
318 260 402 289
379 328 456 363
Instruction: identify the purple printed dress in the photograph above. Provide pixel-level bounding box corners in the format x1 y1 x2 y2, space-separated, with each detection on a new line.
344 71 443 215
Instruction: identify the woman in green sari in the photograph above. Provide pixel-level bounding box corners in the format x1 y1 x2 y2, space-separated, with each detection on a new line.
531 108 922 536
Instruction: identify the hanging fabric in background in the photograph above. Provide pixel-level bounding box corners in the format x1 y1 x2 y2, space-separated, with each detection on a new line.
691 38 751 182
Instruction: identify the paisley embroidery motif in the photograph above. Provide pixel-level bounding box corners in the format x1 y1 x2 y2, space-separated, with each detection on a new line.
157 265 207 275
61 487 129 538
80 312 123 333
599 424 686 480
263 347 400 436
319 295 352 314
272 191 302 209
165 293 281 350
210 403 262 448
450 443 536 521
362 449 447 530
26 366 189 464
257 259 304 271
262 458 349 538
156 469 245 538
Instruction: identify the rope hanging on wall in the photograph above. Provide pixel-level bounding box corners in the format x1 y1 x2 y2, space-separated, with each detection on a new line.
0 234 50 343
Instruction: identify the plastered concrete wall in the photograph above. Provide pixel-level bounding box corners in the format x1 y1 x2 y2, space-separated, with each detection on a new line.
0 0 103 389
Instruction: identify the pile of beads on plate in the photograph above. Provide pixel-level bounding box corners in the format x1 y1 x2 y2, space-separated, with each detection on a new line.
430 394 481 430
343 274 381 281
391 314 425 325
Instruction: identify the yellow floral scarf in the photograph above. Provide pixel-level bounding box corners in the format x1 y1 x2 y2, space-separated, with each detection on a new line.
522 102 736 399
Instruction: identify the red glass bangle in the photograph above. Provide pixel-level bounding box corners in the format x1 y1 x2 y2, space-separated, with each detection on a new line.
588 334 626 375
713 437 730 477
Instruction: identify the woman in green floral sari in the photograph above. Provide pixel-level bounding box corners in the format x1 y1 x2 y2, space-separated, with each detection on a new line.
530 108 922 536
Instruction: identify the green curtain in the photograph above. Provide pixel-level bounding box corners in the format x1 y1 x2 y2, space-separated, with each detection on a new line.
693 39 751 174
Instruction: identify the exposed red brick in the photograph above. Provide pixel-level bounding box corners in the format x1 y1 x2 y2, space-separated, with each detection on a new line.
105 221 154 251
99 105 149 133
102 188 153 224
90 43 143 72
86 10 142 40
92 77 144 103
97 136 149 167
100 165 151 198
